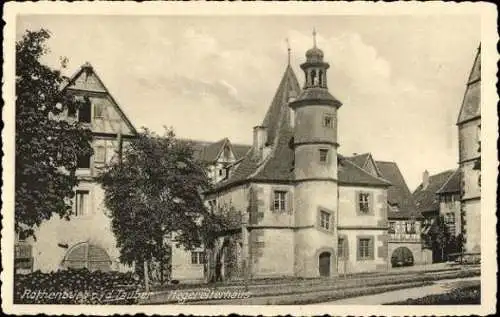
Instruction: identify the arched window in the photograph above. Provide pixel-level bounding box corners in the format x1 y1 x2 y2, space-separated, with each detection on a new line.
310 69 317 86
62 242 112 272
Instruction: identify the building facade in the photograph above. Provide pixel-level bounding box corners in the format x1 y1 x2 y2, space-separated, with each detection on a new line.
16 63 137 273
457 46 481 254
202 37 430 279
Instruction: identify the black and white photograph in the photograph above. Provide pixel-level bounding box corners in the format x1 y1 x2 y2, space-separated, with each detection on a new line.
1 2 497 316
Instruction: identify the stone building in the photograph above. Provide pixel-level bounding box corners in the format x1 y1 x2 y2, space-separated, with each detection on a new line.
202 36 430 279
457 45 481 254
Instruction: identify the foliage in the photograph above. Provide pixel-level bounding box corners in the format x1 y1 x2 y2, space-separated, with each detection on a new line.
15 29 93 237
14 269 142 304
96 128 213 269
386 284 481 305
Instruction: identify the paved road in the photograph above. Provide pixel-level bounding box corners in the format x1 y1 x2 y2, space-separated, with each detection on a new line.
312 277 480 305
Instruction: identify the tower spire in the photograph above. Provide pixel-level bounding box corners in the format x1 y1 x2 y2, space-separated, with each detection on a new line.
286 38 291 65
313 27 317 48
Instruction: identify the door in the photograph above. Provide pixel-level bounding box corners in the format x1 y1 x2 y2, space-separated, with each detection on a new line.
319 252 331 277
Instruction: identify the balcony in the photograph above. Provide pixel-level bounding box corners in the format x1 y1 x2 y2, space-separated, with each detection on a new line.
388 232 421 242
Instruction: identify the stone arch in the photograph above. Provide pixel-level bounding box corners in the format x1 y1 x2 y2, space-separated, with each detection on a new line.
391 246 414 267
62 241 112 272
315 247 335 277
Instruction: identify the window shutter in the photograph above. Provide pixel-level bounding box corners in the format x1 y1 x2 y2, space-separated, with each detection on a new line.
270 190 275 211
356 238 361 260
369 238 375 260
369 192 374 214
287 191 293 214
355 191 360 214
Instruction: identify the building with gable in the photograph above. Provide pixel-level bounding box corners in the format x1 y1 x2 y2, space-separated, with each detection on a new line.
202 35 431 279
15 62 137 273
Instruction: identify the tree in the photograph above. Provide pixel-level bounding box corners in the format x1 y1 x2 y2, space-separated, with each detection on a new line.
97 128 214 287
15 29 93 237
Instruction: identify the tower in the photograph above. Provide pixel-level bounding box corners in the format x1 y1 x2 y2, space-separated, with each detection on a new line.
289 30 343 277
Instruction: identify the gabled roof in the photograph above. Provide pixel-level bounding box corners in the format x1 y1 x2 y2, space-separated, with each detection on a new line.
338 155 392 187
457 45 481 125
412 170 456 213
60 62 137 135
188 138 252 163
346 153 382 177
436 169 461 195
374 161 421 219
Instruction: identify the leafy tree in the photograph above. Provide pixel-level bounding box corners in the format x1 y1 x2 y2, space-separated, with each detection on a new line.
15 29 93 237
97 128 221 286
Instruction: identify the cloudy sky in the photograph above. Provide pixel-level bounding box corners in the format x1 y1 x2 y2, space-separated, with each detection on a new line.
16 15 480 190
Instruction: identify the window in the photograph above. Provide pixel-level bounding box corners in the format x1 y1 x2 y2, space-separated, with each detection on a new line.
358 238 372 259
338 238 345 258
78 98 91 123
77 154 91 169
273 191 287 212
319 149 328 163
94 103 104 118
388 221 396 234
358 193 370 214
191 251 205 264
323 114 333 128
95 145 106 163
405 221 416 234
75 190 90 216
320 210 330 230
67 104 77 117
218 169 223 177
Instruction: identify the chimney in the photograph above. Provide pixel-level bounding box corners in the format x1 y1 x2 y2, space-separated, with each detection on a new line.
422 170 430 189
253 126 267 160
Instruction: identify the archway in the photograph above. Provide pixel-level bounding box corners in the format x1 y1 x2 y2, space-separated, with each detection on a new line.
318 252 331 277
62 242 112 272
391 246 414 268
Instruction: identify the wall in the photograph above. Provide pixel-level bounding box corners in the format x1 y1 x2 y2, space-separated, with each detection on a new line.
337 186 388 273
294 181 338 277
170 246 204 282
463 199 481 253
28 181 129 273
387 241 431 266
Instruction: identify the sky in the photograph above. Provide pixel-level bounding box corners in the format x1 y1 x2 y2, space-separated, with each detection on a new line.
16 15 480 191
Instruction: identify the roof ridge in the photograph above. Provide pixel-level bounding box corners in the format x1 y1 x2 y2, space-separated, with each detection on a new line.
435 169 460 194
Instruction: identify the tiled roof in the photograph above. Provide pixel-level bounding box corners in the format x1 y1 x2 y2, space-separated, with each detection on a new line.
213 64 392 191
457 45 481 124
338 155 392 187
347 153 371 169
436 169 461 194
412 170 456 213
215 64 300 187
232 144 252 159
375 161 421 219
